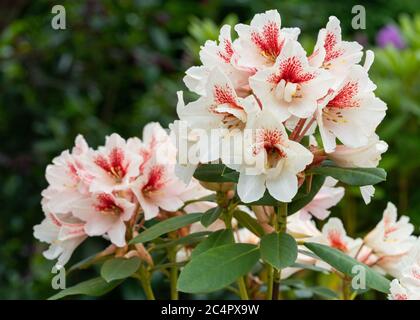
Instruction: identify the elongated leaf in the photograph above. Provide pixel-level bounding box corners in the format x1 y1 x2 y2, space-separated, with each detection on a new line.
153 231 212 250
260 233 297 269
130 213 203 244
178 243 260 293
309 286 339 299
233 210 265 237
289 175 326 214
100 257 141 282
304 242 390 293
201 207 223 227
193 164 239 182
191 229 234 258
310 164 386 186
49 277 122 300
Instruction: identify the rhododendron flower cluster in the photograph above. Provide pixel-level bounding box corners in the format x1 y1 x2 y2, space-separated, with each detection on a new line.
34 123 211 266
32 10 418 301
174 10 387 205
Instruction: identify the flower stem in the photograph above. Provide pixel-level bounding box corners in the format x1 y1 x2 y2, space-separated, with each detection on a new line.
266 263 274 300
168 248 179 300
290 118 307 141
138 266 156 300
271 202 288 300
237 276 249 300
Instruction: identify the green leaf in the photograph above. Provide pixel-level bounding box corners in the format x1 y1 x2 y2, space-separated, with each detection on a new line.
178 243 260 293
100 257 141 282
191 229 234 258
48 277 122 300
310 163 386 186
309 286 339 299
152 231 212 250
260 233 297 269
233 210 265 237
200 207 223 228
130 213 203 244
289 175 326 214
304 242 391 294
193 164 239 182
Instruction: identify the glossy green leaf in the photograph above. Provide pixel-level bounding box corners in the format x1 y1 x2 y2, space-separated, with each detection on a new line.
130 213 203 244
193 164 239 182
100 257 141 282
260 233 297 269
49 277 122 300
191 229 234 258
304 242 390 293
310 163 386 186
152 231 212 250
200 206 223 227
233 210 265 237
178 243 260 293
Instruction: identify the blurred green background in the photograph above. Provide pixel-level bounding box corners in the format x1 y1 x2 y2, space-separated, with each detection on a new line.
0 0 419 299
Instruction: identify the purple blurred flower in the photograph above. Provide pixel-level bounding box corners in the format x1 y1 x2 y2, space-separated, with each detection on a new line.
376 24 405 49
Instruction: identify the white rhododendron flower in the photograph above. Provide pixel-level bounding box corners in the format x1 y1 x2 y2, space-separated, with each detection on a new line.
33 204 87 267
317 65 387 153
250 40 331 121
298 177 345 220
236 109 313 203
388 241 420 300
388 279 418 300
184 25 251 96
328 134 388 168
365 202 416 257
310 16 363 82
234 9 300 70
177 68 259 163
328 133 388 204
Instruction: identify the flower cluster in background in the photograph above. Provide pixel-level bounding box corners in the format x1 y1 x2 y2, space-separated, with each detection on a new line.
34 123 211 266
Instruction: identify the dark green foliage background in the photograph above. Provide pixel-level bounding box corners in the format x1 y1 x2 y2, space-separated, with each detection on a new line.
0 0 419 299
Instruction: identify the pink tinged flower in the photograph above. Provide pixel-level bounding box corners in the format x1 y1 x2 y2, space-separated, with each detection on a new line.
310 16 363 81
128 122 177 174
236 109 313 203
250 40 331 121
317 218 362 254
388 241 420 300
184 25 251 96
131 158 184 220
234 10 300 70
43 135 93 214
33 208 87 267
299 177 345 220
317 65 387 153
72 193 136 247
287 212 322 240
388 279 410 300
89 133 141 193
364 202 416 257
